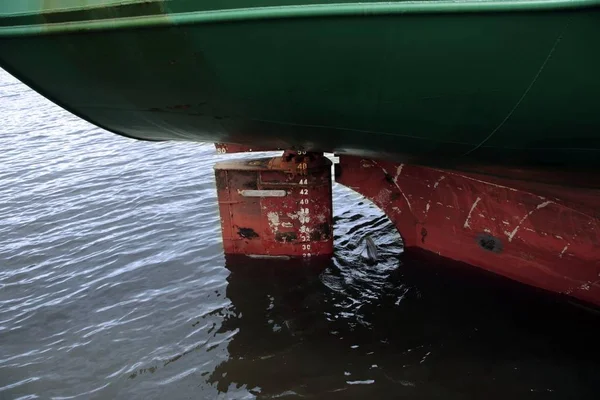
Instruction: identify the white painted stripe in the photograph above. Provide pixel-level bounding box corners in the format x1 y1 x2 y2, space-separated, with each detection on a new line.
240 189 286 197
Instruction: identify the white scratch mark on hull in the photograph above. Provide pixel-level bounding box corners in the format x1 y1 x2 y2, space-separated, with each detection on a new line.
378 163 413 212
430 169 519 191
420 351 432 364
464 197 482 229
395 164 404 179
433 176 446 189
506 201 553 242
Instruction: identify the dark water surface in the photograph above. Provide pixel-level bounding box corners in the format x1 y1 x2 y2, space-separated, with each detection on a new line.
1 69 599 400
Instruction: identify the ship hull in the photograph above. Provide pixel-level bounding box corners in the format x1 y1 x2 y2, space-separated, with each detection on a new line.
1 1 599 304
1 1 600 173
336 156 600 307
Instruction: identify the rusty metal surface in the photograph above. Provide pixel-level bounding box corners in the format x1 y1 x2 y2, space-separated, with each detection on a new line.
215 152 333 258
336 155 600 307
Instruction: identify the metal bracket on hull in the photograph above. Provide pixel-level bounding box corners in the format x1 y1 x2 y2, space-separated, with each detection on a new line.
214 151 333 258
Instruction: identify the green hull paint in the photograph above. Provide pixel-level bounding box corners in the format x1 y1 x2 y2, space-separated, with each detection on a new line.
1 1 600 169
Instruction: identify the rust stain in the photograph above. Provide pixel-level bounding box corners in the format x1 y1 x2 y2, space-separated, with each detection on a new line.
275 232 297 243
243 179 258 190
310 222 331 241
420 227 428 244
215 170 228 191
476 233 504 253
238 227 259 239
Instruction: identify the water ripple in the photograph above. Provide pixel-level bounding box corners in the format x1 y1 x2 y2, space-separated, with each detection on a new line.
0 69 235 399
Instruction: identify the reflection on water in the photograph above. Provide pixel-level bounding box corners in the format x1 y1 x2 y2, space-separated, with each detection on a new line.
1 68 600 400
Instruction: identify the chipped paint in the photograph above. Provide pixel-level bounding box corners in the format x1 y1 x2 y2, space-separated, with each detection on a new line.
559 245 569 258
267 211 280 232
375 187 393 206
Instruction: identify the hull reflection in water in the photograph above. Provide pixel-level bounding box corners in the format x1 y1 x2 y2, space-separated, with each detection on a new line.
208 217 600 399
